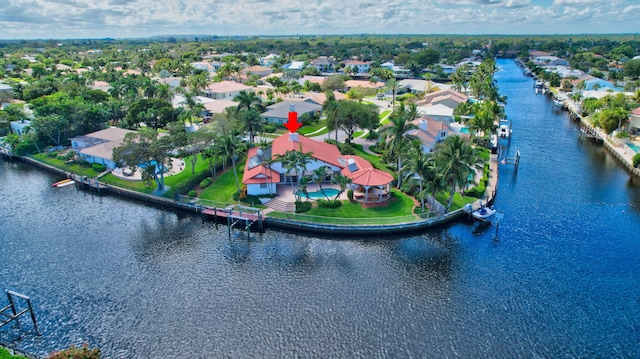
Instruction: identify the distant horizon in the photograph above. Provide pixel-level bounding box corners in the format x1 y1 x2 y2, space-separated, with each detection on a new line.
2 0 638 40
2 32 639 43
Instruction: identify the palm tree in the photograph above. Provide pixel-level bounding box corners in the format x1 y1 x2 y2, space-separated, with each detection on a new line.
238 108 264 145
331 174 352 201
201 139 223 178
219 132 247 192
403 142 433 212
155 83 174 103
386 77 402 112
435 135 482 212
312 166 331 201
234 91 265 115
323 91 339 141
380 102 418 189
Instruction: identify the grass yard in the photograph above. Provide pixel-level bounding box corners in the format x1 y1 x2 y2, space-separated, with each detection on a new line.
304 189 414 218
198 162 245 203
31 154 102 178
0 347 28 359
298 119 327 135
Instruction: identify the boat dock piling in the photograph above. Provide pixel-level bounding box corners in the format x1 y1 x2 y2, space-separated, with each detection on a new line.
0 290 40 336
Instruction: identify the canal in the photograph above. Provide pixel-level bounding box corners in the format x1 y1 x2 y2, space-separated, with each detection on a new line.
1 59 640 358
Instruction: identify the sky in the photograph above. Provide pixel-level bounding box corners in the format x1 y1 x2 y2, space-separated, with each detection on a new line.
1 0 638 40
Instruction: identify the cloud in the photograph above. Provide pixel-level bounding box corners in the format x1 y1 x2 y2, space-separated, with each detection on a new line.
0 0 636 39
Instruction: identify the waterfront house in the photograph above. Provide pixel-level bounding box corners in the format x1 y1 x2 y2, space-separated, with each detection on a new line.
282 61 306 71
416 88 467 108
202 81 252 100
405 117 451 153
416 103 455 123
242 133 393 204
70 127 135 169
628 108 640 136
259 54 280 67
10 120 31 135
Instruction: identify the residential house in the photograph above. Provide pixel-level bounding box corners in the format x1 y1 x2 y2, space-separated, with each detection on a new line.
343 60 371 74
0 83 12 104
260 100 322 125
627 108 640 135
282 61 306 71
405 117 451 153
70 127 136 169
90 81 113 93
260 53 280 67
241 65 273 78
344 80 385 91
10 120 30 135
242 133 394 204
202 81 252 100
416 103 455 123
532 55 569 67
310 57 336 73
398 79 428 94
416 89 467 109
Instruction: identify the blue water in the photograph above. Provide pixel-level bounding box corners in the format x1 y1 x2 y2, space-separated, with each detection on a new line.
460 127 470 134
299 187 340 199
1 59 640 358
628 143 640 153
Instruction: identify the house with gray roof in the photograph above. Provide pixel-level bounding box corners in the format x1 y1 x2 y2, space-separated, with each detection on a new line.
261 100 322 125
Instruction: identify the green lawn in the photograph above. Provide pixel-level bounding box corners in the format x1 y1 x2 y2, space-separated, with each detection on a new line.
298 119 327 135
101 155 215 196
31 154 102 178
351 143 390 174
198 163 244 203
304 189 414 218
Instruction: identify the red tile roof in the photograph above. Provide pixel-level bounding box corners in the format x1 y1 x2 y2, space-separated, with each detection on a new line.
242 134 394 187
271 133 343 168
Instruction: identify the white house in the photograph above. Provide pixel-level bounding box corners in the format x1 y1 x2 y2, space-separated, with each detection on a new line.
628 108 640 135
405 117 451 153
416 103 455 123
202 81 252 100
70 127 135 169
343 60 370 74
10 120 31 135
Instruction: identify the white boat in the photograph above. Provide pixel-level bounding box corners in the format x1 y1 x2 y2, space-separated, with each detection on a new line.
553 99 564 107
498 124 511 139
472 206 497 220
56 180 75 188
52 178 72 187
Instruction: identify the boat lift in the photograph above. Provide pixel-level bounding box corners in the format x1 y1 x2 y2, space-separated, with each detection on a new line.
500 149 521 172
0 290 40 335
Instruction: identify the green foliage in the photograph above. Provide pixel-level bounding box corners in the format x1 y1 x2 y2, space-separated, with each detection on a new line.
187 190 197 197
199 177 213 188
47 151 58 158
633 154 640 168
347 189 354 201
46 345 100 359
91 163 106 172
317 199 342 208
0 347 29 359
295 201 312 213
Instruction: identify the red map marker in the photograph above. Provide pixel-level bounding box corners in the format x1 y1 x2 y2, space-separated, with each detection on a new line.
284 111 302 133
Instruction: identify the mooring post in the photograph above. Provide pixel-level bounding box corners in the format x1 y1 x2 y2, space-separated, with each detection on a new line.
6 291 17 317
25 297 40 335
227 210 231 237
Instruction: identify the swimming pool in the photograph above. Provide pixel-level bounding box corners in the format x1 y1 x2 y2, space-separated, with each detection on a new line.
628 143 640 153
299 188 341 199
460 127 470 134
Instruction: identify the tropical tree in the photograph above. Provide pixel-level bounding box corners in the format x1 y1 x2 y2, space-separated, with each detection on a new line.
312 165 331 201
435 135 482 212
112 127 176 191
402 141 434 212
237 108 264 145
234 90 265 115
380 102 418 188
334 100 379 143
182 128 217 174
331 174 352 201
218 131 247 192
201 136 223 178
